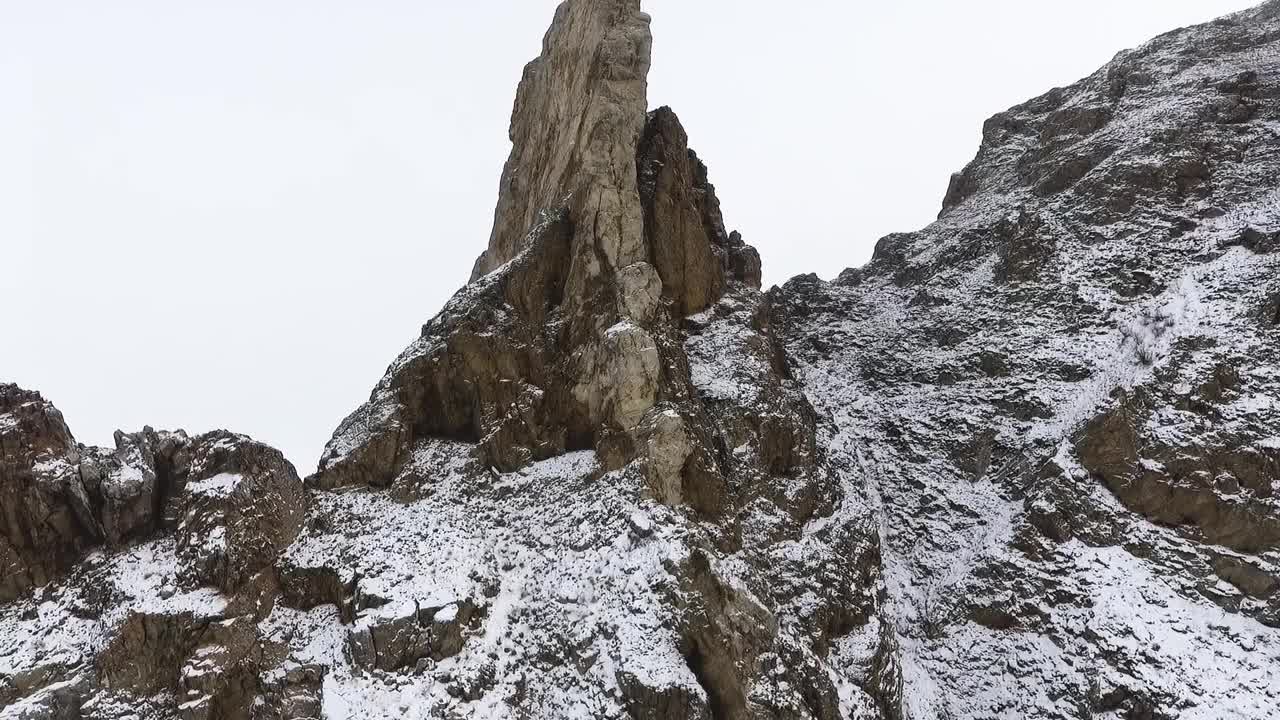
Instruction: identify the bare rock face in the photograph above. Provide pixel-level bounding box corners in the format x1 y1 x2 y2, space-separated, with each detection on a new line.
344 597 478 673
173 432 306 593
294 2 850 717
472 0 652 288
1 386 305 603
0 386 200 602
638 106 761 315
1 384 88 600
313 0 761 501
1077 389 1280 554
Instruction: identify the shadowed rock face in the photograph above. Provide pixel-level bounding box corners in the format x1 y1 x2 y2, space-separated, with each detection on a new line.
639 106 762 315
1 384 90 599
5 1 1280 719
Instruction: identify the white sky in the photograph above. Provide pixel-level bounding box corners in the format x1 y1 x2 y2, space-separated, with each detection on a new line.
1 0 1259 471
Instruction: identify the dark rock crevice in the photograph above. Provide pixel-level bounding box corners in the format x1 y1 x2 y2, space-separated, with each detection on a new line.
682 642 734 720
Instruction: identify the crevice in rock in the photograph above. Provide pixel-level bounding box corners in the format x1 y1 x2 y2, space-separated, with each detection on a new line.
682 641 734 720
863 621 904 720
150 441 178 534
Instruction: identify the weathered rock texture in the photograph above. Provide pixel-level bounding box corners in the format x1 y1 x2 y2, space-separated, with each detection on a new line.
313 0 760 505
4 1 1280 719
771 3 1280 716
0 385 307 719
473 0 652 287
1 386 302 605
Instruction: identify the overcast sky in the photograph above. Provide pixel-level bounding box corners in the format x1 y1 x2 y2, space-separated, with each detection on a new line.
2 0 1260 471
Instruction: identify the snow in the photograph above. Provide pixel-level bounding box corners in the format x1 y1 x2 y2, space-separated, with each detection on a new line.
604 320 636 338
8 6 1280 718
102 541 228 620
1139 458 1165 472
186 472 243 498
685 298 773 404
31 456 74 477
273 443 705 719
102 461 147 496
770 25 1280 708
1054 544 1280 718
0 538 230 708
0 679 83 720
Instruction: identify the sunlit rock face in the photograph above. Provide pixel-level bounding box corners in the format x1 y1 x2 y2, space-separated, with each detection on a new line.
4 1 1280 719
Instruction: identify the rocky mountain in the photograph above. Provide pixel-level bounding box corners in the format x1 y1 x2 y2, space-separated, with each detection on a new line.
3 1 1279 718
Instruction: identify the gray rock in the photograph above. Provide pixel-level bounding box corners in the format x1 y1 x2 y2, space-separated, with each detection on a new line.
6 1 1280 719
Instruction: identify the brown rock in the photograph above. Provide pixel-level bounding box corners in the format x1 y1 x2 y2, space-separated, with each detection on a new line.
346 598 479 672
473 0 652 293
258 664 326 720
174 432 305 593
1077 396 1280 552
0 388 186 600
615 669 712 720
1211 555 1279 599
0 385 85 600
638 107 726 316
313 11 763 500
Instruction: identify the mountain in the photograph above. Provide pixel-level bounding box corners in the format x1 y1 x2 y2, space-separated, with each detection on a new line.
3 1 1279 718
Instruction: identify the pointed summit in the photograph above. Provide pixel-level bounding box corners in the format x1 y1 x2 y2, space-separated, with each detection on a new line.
313 0 762 493
473 0 653 284
300 5 838 712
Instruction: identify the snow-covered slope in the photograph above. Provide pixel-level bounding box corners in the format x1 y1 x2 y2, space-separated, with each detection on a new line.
774 4 1280 715
2 1 1278 719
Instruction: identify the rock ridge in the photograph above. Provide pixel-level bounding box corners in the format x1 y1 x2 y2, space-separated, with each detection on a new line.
3 1 1280 719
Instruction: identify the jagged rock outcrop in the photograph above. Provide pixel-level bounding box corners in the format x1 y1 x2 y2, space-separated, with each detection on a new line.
312 0 761 510
638 106 762 315
0 385 306 719
172 432 306 594
4 1 1280 719
1 384 304 604
1 384 93 600
295 0 847 715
